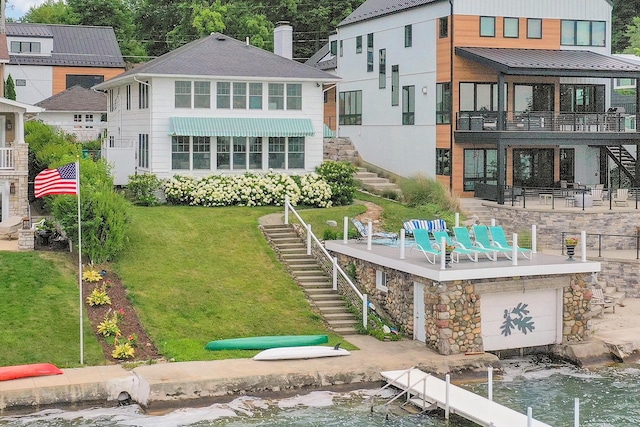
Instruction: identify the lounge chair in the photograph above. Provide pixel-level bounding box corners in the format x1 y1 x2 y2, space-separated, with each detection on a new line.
472 225 513 259
452 227 497 261
591 287 615 318
613 188 629 207
591 187 603 206
432 230 478 262
410 229 441 264
403 219 447 236
351 218 398 242
488 225 532 259
0 216 23 240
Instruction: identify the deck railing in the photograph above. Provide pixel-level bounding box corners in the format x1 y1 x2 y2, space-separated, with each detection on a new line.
284 196 368 329
456 111 632 132
0 148 14 169
561 231 640 259
500 185 640 210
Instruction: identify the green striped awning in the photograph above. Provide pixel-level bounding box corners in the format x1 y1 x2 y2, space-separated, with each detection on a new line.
323 124 335 138
169 117 315 137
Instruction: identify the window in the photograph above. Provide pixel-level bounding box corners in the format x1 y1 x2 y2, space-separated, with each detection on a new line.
249 137 263 169
379 49 386 89
402 85 415 125
367 33 374 72
249 83 263 109
561 20 606 46
138 134 149 169
268 137 286 169
216 137 230 170
193 136 211 170
527 18 542 39
175 81 191 108
233 137 247 169
217 82 230 108
375 270 388 292
356 35 362 53
514 84 554 112
73 114 82 128
464 149 498 191
339 40 343 57
480 16 496 37
125 85 131 110
436 148 451 176
139 82 149 109
560 84 605 112
512 148 554 187
85 114 94 129
439 17 449 38
436 82 451 124
194 81 211 108
330 40 337 55
171 136 190 170
109 89 116 112
10 41 41 53
286 84 302 110
66 75 104 90
288 137 305 169
16 79 26 86
560 148 575 183
459 82 506 112
339 90 362 125
504 17 519 38
233 82 246 109
405 25 412 47
268 83 285 110
391 65 399 106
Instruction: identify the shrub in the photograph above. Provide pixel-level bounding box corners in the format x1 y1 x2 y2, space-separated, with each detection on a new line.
97 312 121 337
82 269 102 283
127 174 162 206
86 284 112 306
316 161 358 206
400 174 460 212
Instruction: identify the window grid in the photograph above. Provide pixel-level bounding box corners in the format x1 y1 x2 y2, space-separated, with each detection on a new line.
268 137 286 169
356 35 362 53
139 82 149 109
216 136 231 170
171 136 190 170
436 82 451 124
391 65 399 106
85 114 94 129
249 137 263 169
175 81 191 108
268 83 285 110
126 85 131 110
288 137 305 169
439 17 449 38
194 81 211 108
10 41 41 53
339 90 362 125
233 137 247 169
233 82 247 109
436 148 451 176
367 33 374 72
402 85 415 125
249 83 263 109
138 134 149 169
286 84 302 110
193 136 211 170
217 82 231 109
405 25 412 47
561 20 606 47
379 49 386 89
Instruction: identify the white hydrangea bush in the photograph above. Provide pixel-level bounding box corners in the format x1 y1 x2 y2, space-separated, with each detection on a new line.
162 171 332 208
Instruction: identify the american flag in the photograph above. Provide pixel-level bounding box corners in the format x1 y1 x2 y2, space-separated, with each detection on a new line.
34 163 78 198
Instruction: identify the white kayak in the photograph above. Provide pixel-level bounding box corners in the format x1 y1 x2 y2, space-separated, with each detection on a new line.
253 344 350 361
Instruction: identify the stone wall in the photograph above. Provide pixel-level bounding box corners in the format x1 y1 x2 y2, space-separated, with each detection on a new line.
18 228 34 251
333 253 593 355
323 138 359 163
2 142 30 218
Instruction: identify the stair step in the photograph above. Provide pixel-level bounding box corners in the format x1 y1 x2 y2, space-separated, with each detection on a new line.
324 312 357 321
327 319 358 328
296 277 332 284
317 306 349 314
308 293 343 301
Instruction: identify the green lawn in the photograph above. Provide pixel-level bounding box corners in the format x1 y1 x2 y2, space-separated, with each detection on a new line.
0 252 103 367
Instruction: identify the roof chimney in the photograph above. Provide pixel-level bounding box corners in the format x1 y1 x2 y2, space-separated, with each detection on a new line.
274 21 293 60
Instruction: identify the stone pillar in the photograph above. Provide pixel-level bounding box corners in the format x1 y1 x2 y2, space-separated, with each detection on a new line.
18 228 34 251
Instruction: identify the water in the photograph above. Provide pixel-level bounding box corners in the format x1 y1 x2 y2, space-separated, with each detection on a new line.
1 357 639 427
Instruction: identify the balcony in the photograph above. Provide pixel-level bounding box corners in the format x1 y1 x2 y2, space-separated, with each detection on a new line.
0 148 14 170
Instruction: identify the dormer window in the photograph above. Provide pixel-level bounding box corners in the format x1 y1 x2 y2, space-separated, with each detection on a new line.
10 41 41 53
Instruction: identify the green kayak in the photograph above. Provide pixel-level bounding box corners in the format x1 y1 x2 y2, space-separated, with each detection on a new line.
205 335 328 351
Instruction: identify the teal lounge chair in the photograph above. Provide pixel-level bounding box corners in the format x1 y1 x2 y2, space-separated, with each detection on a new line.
411 229 441 264
488 226 532 259
472 225 513 259
452 227 497 261
432 230 478 262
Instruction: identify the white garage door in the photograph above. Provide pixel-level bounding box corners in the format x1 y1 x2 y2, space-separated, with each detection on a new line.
481 288 561 352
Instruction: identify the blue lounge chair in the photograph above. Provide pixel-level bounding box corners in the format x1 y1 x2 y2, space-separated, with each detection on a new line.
411 229 441 264
432 230 478 262
351 218 398 242
488 226 532 259
452 227 497 261
472 225 513 259
403 219 447 236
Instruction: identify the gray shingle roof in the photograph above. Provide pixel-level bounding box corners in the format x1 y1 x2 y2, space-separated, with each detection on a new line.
304 42 336 71
456 47 640 77
98 33 337 87
339 0 441 27
7 23 125 68
35 85 106 112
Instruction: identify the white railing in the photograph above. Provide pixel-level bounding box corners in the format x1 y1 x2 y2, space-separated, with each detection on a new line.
284 196 368 329
0 148 14 169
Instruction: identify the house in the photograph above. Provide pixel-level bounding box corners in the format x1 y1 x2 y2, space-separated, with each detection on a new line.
34 85 107 142
330 0 640 202
94 26 338 185
6 23 125 105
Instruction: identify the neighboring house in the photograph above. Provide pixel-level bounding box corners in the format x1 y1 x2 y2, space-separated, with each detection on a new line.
6 23 126 105
330 0 640 201
94 27 338 185
0 98 43 221
305 42 338 131
35 85 107 142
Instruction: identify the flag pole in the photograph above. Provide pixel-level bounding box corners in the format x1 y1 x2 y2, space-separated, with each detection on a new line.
76 158 83 365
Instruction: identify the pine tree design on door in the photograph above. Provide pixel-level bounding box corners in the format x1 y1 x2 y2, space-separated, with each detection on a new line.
500 303 535 336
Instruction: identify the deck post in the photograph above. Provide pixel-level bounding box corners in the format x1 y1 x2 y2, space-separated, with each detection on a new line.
581 230 587 262
445 374 450 419
362 294 368 329
455 212 459 227
343 217 348 244
440 236 446 270
574 398 580 427
332 257 337 291
531 224 537 254
400 229 405 259
367 221 372 251
284 196 289 224
307 224 312 255
512 233 518 265
527 407 533 427
488 366 493 401
491 218 496 226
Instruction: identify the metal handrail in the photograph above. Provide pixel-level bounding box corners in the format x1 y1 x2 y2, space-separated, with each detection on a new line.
561 230 640 259
284 197 368 328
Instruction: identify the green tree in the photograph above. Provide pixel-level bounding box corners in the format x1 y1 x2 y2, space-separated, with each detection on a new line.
612 0 640 53
4 75 16 100
22 0 79 24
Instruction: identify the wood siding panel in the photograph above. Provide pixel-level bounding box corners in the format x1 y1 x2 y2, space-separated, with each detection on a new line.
454 16 560 49
52 67 125 95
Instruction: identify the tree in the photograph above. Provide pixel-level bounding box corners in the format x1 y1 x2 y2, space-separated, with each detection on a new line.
22 0 79 24
612 0 640 53
4 75 16 100
624 16 640 55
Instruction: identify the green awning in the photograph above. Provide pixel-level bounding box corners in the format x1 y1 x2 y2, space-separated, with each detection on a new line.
169 117 315 137
323 124 335 138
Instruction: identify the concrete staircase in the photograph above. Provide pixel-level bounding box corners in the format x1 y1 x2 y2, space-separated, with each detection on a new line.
354 168 401 195
261 224 359 335
457 197 494 225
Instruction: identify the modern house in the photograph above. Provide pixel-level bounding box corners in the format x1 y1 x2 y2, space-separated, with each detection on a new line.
94 27 338 185
34 85 107 142
329 0 640 202
6 23 125 105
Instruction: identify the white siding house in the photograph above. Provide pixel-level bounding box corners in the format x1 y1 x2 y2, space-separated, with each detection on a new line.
94 33 338 185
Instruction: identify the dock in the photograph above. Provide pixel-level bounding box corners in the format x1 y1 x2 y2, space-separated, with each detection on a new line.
380 368 552 427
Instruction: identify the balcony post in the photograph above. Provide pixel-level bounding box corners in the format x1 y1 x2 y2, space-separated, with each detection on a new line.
497 73 505 131
497 140 506 205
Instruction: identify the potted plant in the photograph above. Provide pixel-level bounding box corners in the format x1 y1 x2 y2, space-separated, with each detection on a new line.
444 243 456 268
565 237 578 261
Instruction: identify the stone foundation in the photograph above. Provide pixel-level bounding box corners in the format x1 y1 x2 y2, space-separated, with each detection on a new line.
323 138 359 163
18 228 34 251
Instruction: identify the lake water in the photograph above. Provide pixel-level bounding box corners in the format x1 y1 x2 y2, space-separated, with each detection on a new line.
1 356 638 427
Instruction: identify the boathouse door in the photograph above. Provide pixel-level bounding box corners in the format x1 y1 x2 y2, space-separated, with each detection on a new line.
413 282 426 342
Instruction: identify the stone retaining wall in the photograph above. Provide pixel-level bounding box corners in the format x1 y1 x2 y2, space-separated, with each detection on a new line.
323 138 359 163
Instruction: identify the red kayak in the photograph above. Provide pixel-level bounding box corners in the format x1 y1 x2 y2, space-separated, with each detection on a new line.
0 363 63 381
